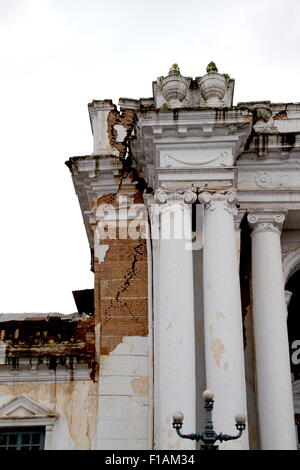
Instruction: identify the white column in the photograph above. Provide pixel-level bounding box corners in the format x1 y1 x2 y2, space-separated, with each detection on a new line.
44 425 54 450
234 210 246 270
199 191 249 450
248 211 297 450
154 189 197 450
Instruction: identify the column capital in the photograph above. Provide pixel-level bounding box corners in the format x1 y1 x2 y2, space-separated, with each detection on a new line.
247 211 286 236
234 210 246 231
154 188 197 205
198 190 238 216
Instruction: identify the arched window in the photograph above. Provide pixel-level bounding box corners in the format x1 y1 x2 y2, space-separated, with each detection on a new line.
286 269 300 448
286 270 300 382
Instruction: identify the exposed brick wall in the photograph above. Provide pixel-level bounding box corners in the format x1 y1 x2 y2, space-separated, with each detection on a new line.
94 194 148 355
107 108 136 158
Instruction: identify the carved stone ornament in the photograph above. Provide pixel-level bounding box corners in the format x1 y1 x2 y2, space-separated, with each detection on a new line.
160 64 189 103
252 105 278 134
253 105 273 123
198 190 238 215
154 188 197 205
161 149 232 168
206 61 219 73
255 172 273 188
198 62 226 107
247 212 285 235
184 189 198 204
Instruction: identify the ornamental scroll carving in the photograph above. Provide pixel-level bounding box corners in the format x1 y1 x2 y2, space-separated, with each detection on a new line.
247 212 285 235
154 188 197 205
161 150 232 168
255 172 273 188
198 190 238 215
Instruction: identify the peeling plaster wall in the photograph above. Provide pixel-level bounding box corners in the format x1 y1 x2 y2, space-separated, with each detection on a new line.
97 336 150 450
107 107 136 158
94 194 150 449
94 199 148 354
0 381 98 449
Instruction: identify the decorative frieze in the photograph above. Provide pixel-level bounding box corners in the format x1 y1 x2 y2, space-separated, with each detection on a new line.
160 149 233 168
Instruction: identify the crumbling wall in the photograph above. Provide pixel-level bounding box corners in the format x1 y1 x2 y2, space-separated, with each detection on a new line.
0 316 96 378
94 194 148 354
0 315 98 449
68 98 151 449
94 192 150 450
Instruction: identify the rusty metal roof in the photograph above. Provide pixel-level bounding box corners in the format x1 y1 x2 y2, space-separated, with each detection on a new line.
0 313 82 322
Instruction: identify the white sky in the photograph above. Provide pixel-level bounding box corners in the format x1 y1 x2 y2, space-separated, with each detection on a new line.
0 0 299 313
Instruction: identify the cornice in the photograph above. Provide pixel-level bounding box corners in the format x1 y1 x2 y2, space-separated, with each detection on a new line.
238 132 300 160
0 363 92 383
136 107 252 124
66 154 137 249
238 190 300 206
131 108 253 191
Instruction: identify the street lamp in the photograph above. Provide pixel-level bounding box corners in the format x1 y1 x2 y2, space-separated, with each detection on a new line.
173 390 246 450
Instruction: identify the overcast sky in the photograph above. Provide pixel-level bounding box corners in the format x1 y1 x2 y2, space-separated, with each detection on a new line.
0 0 299 313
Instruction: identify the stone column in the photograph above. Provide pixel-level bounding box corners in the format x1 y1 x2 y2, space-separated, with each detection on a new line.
154 189 197 450
199 191 248 450
247 211 297 450
44 425 54 450
234 210 246 270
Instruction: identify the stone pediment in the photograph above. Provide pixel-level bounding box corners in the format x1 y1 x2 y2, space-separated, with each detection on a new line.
6 406 35 417
0 396 55 421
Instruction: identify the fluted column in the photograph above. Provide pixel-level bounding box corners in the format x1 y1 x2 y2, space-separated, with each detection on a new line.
199 191 249 449
154 189 197 450
247 211 297 449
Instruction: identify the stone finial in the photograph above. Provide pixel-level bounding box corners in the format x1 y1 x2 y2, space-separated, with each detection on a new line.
154 63 234 109
206 61 218 73
159 64 189 104
198 62 227 107
168 63 181 76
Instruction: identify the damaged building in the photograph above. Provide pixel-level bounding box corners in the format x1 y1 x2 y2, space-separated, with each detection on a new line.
0 312 97 449
1 62 300 450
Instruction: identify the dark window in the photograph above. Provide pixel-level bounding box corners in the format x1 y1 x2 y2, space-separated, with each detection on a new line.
0 427 45 450
286 270 300 380
295 415 300 446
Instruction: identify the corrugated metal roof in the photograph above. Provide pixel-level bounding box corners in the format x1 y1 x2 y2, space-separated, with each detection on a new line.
0 313 82 322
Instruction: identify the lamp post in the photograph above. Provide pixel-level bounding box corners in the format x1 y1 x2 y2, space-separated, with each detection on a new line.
173 390 246 450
